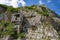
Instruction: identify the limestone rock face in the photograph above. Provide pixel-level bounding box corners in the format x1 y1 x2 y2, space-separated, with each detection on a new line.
22 11 60 40
0 4 60 40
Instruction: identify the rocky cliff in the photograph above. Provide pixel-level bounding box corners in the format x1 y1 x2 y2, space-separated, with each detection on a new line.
0 4 60 40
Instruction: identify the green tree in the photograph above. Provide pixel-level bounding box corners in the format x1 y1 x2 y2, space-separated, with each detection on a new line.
7 6 13 13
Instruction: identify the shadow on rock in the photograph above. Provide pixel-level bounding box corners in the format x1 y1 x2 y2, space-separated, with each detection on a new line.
50 17 60 37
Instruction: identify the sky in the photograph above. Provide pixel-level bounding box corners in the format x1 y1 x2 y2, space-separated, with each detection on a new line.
0 0 60 16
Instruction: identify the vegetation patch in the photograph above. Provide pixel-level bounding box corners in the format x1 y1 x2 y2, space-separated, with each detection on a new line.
0 4 20 13
18 32 25 38
0 4 49 17
0 20 14 37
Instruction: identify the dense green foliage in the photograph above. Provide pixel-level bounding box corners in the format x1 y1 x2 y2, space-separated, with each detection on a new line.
0 20 25 38
0 20 14 37
24 5 49 16
0 4 7 9
0 4 49 16
40 6 49 16
0 4 20 13
11 30 18 39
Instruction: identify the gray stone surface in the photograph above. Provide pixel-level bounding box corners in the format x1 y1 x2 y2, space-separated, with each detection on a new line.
22 11 60 40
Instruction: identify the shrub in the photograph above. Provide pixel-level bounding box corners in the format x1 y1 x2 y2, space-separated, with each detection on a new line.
18 32 25 38
42 12 49 17
0 20 14 36
0 4 7 9
7 6 13 12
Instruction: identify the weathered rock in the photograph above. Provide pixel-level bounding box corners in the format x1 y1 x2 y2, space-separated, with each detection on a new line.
22 11 60 40
0 5 60 40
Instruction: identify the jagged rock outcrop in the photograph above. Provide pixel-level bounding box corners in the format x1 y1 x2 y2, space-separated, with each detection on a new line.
0 4 60 40
22 11 60 40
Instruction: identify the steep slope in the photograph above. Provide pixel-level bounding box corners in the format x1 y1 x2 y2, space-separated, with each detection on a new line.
19 5 60 40
0 4 60 40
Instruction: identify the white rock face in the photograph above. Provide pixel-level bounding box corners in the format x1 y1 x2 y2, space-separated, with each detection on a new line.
22 11 60 40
